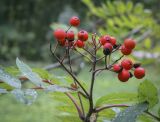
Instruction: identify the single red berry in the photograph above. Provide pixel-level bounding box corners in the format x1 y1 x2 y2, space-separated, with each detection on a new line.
110 36 117 46
121 59 133 70
124 38 136 49
75 40 85 48
113 64 122 73
53 29 66 40
78 30 88 41
121 45 132 55
69 16 80 26
134 67 145 79
99 36 106 45
66 31 74 41
103 43 113 55
103 35 111 43
118 69 130 82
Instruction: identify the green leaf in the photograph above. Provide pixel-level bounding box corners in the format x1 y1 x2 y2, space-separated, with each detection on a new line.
158 108 160 117
5 66 20 76
138 80 158 108
11 89 37 105
98 108 116 120
16 58 46 87
0 68 21 88
112 102 149 122
96 92 138 107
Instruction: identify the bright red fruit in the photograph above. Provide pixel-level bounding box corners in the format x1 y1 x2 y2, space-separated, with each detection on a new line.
124 38 136 49
54 29 66 40
78 30 88 41
75 40 85 48
134 67 145 79
67 31 74 41
121 59 133 70
99 36 106 45
118 69 130 82
69 16 80 26
103 35 111 43
110 36 116 46
113 64 122 72
121 45 132 55
103 43 113 55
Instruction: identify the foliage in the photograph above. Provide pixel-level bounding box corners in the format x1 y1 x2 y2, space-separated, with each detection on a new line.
82 0 160 64
138 80 159 108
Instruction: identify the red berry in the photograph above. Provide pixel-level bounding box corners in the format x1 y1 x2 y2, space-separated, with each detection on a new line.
75 40 85 48
134 67 145 79
121 45 132 55
66 31 74 41
110 36 117 46
103 35 111 43
99 36 106 45
121 59 133 70
103 43 113 55
124 38 136 49
53 29 66 40
69 16 80 26
118 69 130 82
78 30 88 41
113 64 122 72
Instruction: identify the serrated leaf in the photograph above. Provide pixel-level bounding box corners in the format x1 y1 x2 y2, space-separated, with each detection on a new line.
96 93 138 107
0 68 21 88
45 85 72 93
0 88 8 93
11 89 37 105
112 102 148 122
16 58 46 87
138 80 158 108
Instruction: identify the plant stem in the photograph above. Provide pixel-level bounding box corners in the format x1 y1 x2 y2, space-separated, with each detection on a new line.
78 92 85 116
65 92 84 120
50 43 89 97
85 34 97 122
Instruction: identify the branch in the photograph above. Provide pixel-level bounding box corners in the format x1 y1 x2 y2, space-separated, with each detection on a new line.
50 43 89 97
95 104 129 112
65 92 84 120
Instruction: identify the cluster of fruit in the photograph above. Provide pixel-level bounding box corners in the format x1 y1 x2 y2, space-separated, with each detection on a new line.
53 16 88 48
113 59 145 82
100 34 145 82
53 16 145 82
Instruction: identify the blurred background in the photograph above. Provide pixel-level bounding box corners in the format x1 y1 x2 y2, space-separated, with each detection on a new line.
0 0 160 122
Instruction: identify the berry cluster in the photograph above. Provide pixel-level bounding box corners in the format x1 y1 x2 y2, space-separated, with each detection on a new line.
53 16 145 83
98 33 145 82
113 59 145 82
53 16 88 48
